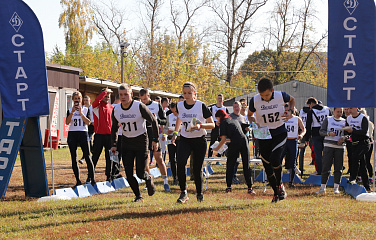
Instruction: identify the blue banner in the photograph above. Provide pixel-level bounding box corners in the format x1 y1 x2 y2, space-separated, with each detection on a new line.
0 118 27 198
328 0 376 107
0 0 49 117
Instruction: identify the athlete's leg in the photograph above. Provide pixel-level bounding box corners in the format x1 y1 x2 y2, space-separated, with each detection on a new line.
191 136 207 196
321 147 334 185
239 140 253 188
225 144 238 188
123 149 141 197
177 137 192 192
68 140 80 184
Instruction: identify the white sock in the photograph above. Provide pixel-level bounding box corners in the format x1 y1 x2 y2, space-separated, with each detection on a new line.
334 183 339 189
162 175 168 184
321 184 326 189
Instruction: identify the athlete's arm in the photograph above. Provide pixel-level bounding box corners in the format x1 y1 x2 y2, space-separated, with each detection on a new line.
213 135 227 152
92 90 107 108
66 109 73 125
110 111 120 150
304 110 313 142
157 103 167 125
195 116 215 130
140 103 160 142
298 117 306 140
319 117 330 137
80 107 91 126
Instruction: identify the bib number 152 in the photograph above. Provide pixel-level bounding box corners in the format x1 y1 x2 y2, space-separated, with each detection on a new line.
261 112 280 123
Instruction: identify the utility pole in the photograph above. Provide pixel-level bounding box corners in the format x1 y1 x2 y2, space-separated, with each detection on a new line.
120 42 130 83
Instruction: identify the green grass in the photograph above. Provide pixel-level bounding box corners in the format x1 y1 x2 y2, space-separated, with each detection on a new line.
1 148 376 239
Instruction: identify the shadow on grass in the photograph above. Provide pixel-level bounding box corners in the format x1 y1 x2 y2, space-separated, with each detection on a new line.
6 200 268 233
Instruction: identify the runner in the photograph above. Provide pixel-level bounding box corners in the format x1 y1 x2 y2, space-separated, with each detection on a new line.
316 108 346 194
283 107 305 187
171 82 215 203
66 91 95 187
247 78 295 203
111 84 158 202
213 109 255 195
139 89 171 191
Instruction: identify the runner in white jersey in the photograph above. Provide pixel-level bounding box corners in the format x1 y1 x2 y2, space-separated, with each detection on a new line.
164 101 180 185
139 88 171 192
208 94 229 159
283 108 305 187
160 97 170 162
78 95 95 165
344 108 371 191
248 78 295 203
297 105 312 174
111 84 159 202
316 108 346 194
171 82 215 203
66 91 95 187
305 97 332 175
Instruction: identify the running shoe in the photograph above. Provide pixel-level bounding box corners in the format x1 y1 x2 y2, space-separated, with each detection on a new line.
197 193 204 202
78 158 84 164
247 188 256 195
216 161 222 166
356 177 362 183
316 187 326 194
333 187 340 194
146 176 156 196
164 183 171 192
278 184 287 200
225 187 232 193
177 192 189 203
133 196 144 203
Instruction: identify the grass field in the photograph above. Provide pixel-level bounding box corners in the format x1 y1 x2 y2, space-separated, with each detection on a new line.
1 147 376 239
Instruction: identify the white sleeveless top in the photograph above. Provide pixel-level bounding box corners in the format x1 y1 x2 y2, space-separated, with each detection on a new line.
147 101 161 119
113 101 147 138
253 91 286 130
68 107 89 132
168 112 178 128
177 100 207 138
325 116 346 142
211 105 227 122
311 106 330 127
347 113 369 137
285 116 299 139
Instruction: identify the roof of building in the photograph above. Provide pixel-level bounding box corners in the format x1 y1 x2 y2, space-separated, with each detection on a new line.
79 76 180 98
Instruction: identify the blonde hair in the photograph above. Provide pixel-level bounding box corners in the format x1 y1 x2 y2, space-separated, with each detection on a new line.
72 91 82 99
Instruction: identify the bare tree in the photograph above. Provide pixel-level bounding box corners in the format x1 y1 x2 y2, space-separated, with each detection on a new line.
210 0 268 85
170 0 210 50
90 0 128 56
263 0 327 83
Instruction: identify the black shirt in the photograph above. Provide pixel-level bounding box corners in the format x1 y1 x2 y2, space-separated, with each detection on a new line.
219 118 247 142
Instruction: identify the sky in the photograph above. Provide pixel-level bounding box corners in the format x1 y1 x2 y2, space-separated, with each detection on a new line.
22 0 329 59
